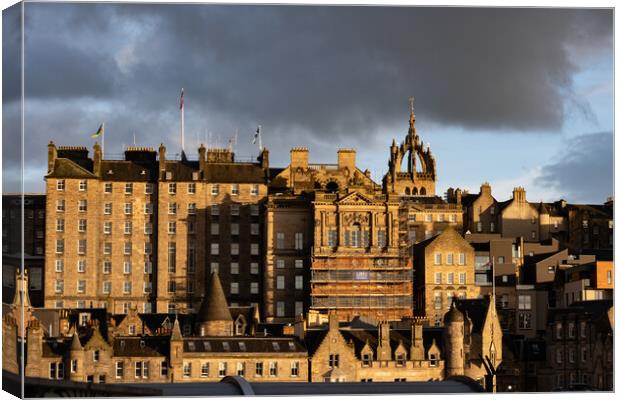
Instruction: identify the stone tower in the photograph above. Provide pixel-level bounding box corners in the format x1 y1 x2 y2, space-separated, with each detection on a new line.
69 331 84 381
195 272 233 336
443 300 465 377
383 98 437 196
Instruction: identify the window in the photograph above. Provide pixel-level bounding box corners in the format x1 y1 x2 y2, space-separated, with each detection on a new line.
277 275 285 290
144 203 153 214
145 183 153 194
250 204 259 216
449 214 456 222
429 353 438 367
78 259 86 273
531 231 536 239
329 354 340 368
231 282 239 294
446 254 453 265
144 222 153 235
230 204 240 216
568 322 576 338
168 281 176 294
251 243 259 255
78 239 87 255
295 233 304 250
77 281 86 293
168 183 177 194
556 322 563 339
396 353 406 367
229 223 239 235
115 362 124 379
231 243 239 255
78 219 87 232
378 230 387 247
56 180 65 191
211 243 219 255
518 312 531 329
328 230 338 247
518 295 532 310
569 349 575 363
188 183 196 194
251 263 259 274
249 282 259 294
580 321 587 338
490 222 495 232
211 262 219 273
123 261 132 274
102 203 112 215
102 281 111 294
124 203 132 215
124 241 132 255
56 200 65 212
434 293 442 310
211 204 219 216
188 203 196 214
211 184 220 196
476 222 482 232
295 275 303 290
290 361 299 377
459 272 466 285
276 233 285 249
78 200 87 212
447 273 454 284
56 239 65 254
236 362 245 377
581 348 587 362
295 301 303 316
362 353 372 367
183 362 192 378
276 301 285 317
231 184 239 196
144 282 152 294
93 350 100 362
144 242 152 254
55 260 64 272
123 281 132 294
250 184 259 196
497 256 505 264
434 272 442 284
249 223 260 236
124 183 133 194
201 363 209 377
168 242 176 272
269 362 278 377
607 270 612 284
56 219 65 232
168 221 177 234
425 214 432 222
434 253 442 265
255 362 264 376
168 203 177 215
218 362 227 377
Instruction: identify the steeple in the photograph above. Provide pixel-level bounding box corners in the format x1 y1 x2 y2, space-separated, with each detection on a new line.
70 331 83 351
171 317 183 341
196 272 233 336
408 96 416 138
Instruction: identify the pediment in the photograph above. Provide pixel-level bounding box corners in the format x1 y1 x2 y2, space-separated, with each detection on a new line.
337 191 374 205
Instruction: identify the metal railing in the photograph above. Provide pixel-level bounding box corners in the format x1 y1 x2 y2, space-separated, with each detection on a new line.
311 295 413 308
311 270 412 282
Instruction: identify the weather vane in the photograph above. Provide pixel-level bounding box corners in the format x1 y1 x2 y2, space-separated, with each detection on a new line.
409 96 415 114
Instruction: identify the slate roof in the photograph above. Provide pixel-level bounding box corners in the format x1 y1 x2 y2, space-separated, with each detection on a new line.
204 163 266 183
455 297 491 334
460 193 480 207
42 339 69 358
182 337 306 353
113 336 170 358
163 160 199 181
46 158 96 179
100 160 158 181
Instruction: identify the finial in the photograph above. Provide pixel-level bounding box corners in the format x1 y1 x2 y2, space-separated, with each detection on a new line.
409 96 415 114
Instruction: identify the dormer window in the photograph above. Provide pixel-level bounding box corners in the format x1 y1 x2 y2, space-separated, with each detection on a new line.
362 353 372 367
429 353 438 367
396 353 406 367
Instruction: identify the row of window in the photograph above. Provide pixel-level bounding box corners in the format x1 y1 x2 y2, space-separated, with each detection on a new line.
555 347 589 364
433 292 467 310
55 280 145 295
51 300 152 313
275 232 305 250
55 259 154 274
55 201 260 216
433 253 467 266
56 180 262 197
211 222 260 235
433 272 467 285
409 213 458 223
210 262 261 275
208 243 260 256
555 321 589 340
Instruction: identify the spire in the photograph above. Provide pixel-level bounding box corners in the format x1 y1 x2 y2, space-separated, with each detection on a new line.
197 272 233 323
12 268 31 308
70 331 83 351
408 96 416 137
171 316 183 341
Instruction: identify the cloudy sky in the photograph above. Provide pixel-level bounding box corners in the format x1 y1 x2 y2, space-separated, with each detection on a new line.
2 3 613 203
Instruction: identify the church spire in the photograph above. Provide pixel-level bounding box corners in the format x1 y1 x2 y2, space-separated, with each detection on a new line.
408 96 416 138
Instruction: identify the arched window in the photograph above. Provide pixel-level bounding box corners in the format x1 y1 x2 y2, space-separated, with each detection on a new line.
412 187 418 195
326 181 339 193
420 187 427 196
351 223 362 247
405 187 411 196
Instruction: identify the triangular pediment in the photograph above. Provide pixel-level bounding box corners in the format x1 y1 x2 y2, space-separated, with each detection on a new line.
337 191 374 205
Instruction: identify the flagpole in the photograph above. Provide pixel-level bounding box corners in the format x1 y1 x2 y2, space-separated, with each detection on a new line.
491 256 496 303
180 88 185 153
258 125 263 151
102 123 105 157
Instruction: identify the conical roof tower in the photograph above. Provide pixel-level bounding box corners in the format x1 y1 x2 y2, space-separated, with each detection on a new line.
195 272 233 336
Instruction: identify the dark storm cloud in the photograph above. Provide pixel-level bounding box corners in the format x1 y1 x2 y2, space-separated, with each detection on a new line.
536 132 613 204
1 4 613 193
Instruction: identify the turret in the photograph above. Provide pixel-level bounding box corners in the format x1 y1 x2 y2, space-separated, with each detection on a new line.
195 272 233 336
69 331 83 380
47 141 57 174
443 300 465 377
169 317 183 383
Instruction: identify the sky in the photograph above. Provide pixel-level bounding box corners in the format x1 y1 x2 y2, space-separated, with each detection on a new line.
2 3 614 204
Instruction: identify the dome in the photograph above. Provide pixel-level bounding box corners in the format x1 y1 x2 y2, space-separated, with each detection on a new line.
444 302 464 324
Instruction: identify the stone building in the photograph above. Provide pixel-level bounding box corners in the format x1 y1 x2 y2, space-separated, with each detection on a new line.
412 227 479 326
537 300 613 391
2 193 46 306
44 143 269 314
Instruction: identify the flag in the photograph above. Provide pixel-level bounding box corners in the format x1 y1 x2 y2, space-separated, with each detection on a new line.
91 123 104 139
253 125 261 144
180 88 184 110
